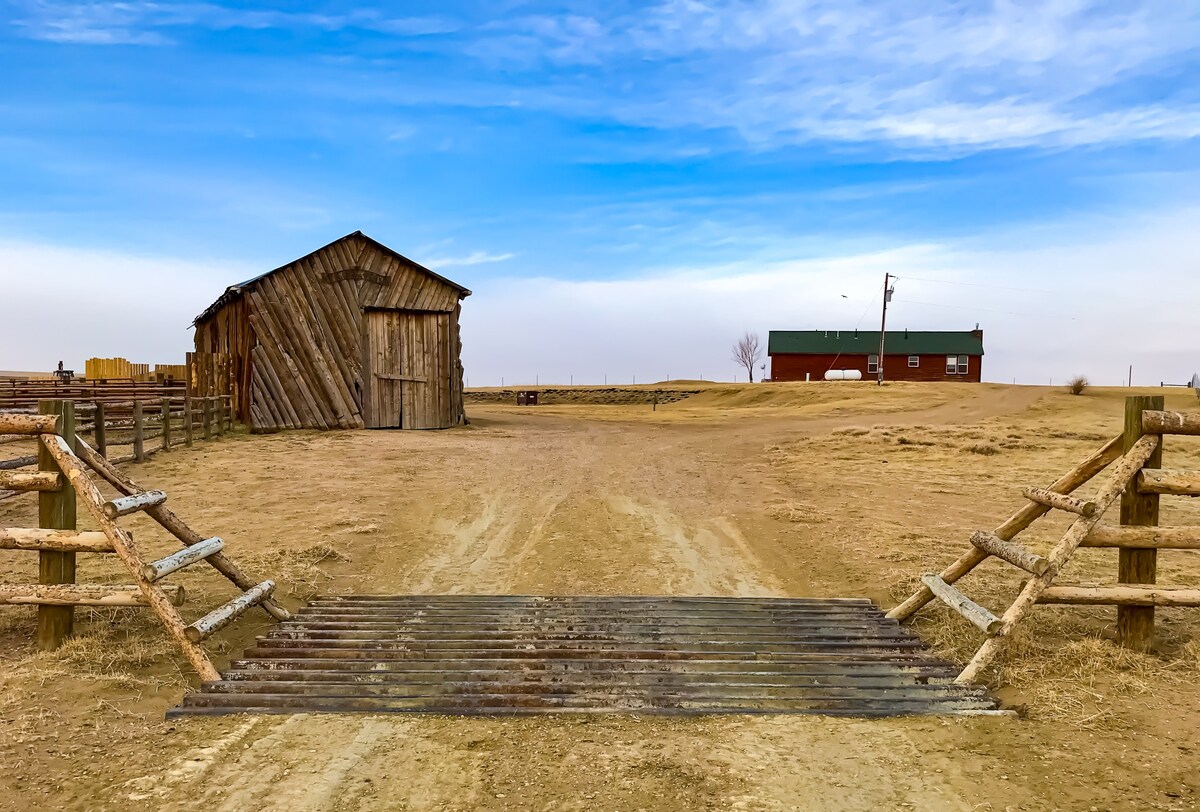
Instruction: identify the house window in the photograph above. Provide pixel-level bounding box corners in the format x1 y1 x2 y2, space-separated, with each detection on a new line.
958 355 969 375
908 355 919 367
867 354 879 374
946 355 958 374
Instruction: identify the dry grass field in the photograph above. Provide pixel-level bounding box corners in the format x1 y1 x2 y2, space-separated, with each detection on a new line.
1 381 1198 811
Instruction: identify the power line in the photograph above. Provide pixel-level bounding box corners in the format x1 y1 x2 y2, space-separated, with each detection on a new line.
895 275 1059 295
901 298 1074 320
823 277 887 376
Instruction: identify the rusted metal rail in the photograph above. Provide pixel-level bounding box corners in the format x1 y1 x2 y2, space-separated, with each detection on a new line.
171 595 1006 717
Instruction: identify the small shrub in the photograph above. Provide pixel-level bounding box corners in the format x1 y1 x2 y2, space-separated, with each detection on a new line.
896 436 934 447
1067 375 1089 396
964 443 1000 456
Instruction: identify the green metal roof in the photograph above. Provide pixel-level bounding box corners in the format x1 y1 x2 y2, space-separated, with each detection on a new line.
768 330 984 356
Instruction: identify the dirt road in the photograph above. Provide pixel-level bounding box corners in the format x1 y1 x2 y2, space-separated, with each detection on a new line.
2 383 1197 811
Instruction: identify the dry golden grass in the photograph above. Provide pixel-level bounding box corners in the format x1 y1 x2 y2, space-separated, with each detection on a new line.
239 541 350 601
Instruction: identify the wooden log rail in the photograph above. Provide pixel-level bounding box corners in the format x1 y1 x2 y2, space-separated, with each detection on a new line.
0 583 185 607
955 432 1162 684
1021 486 1098 517
1 527 114 552
0 470 61 491
74 437 290 622
1138 469 1200 496
0 455 37 470
185 580 275 642
39 432 221 680
920 574 1003 634
143 537 223 582
0 380 185 410
969 531 1050 576
103 490 168 518
1142 410 1200 436
1 397 236 487
1037 585 1200 607
0 414 59 434
888 434 1123 622
1082 526 1200 549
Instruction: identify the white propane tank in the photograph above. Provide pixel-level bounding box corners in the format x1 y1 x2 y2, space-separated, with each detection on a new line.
823 369 864 381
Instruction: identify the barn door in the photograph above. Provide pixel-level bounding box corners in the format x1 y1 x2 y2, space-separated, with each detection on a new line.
365 309 452 429
366 310 402 428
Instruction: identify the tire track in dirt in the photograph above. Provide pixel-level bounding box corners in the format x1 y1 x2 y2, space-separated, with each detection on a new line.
409 487 568 593
606 495 779 596
140 716 490 812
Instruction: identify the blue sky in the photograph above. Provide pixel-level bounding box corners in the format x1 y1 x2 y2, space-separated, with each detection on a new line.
1 1 1198 385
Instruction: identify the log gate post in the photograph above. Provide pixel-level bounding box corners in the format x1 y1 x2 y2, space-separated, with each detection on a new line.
184 392 194 447
203 398 213 440
37 400 76 650
1119 395 1163 651
133 400 145 462
93 401 106 458
161 398 172 451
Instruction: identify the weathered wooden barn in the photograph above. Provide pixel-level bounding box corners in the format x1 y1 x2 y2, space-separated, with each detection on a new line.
192 231 471 431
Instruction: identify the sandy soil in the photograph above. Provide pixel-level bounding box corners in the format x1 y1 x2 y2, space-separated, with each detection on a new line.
1 382 1198 811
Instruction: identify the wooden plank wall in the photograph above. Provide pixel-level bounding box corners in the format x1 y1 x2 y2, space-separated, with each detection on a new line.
154 364 188 382
85 358 152 381
187 352 234 402
192 297 252 423
195 234 467 432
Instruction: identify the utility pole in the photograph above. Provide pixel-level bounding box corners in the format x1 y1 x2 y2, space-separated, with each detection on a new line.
877 273 896 385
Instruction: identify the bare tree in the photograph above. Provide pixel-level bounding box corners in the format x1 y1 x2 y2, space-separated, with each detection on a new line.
732 332 763 382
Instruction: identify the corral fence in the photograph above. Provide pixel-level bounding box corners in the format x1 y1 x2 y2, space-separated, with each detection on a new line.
0 403 286 670
0 393 235 499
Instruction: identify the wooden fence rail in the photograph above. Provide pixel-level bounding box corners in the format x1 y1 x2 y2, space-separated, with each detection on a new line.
0 396 235 497
1 403 288 673
889 398 1200 684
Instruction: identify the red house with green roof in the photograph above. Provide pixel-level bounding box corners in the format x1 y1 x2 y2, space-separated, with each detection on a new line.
768 329 984 382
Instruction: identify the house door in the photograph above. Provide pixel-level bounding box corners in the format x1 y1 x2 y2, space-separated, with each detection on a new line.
364 309 452 429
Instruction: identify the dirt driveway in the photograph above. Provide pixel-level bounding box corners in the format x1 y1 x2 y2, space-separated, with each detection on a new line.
2 383 1196 811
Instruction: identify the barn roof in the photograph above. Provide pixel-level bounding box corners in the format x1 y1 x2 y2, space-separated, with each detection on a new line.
768 330 984 356
193 230 471 325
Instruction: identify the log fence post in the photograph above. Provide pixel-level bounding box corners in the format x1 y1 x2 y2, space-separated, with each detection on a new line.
203 398 213 440
37 400 76 650
161 398 172 451
94 401 106 458
1118 395 1163 651
184 392 194 447
133 400 145 462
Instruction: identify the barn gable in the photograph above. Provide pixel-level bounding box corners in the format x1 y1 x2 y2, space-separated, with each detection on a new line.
193 232 469 433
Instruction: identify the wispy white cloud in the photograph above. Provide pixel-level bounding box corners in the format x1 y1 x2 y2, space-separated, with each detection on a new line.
424 250 515 269
9 2 459 44
13 1 1197 154
476 0 1200 152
